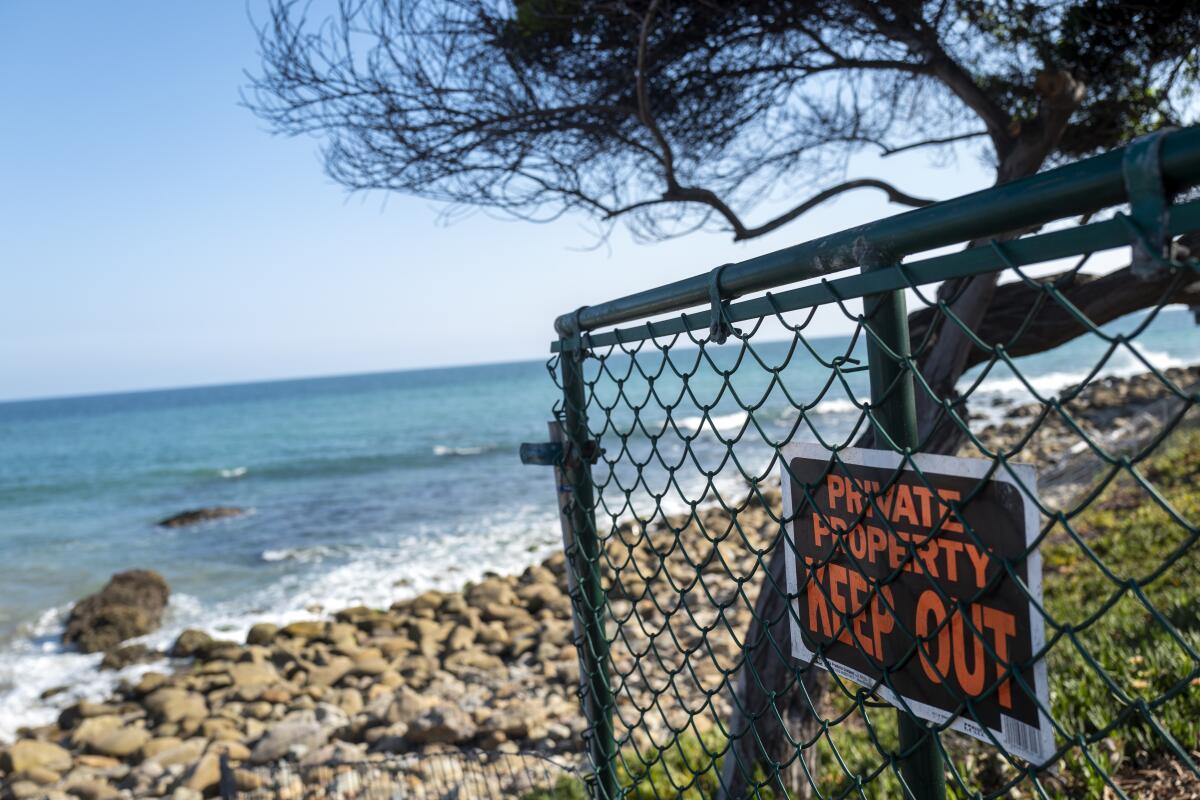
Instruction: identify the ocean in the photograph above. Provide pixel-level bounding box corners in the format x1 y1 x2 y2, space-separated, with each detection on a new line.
1 307 1196 739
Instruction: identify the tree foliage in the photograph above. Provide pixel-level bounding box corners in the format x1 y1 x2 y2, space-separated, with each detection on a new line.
249 0 1199 241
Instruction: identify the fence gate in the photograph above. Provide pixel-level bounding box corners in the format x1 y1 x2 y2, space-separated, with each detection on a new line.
524 128 1200 799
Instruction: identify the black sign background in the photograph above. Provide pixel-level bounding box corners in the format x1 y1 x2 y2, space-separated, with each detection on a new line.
787 452 1041 732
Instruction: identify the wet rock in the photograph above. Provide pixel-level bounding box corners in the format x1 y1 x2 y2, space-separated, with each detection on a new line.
58 701 122 731
465 577 518 609
278 621 325 640
169 629 213 658
100 643 161 670
245 623 277 646
156 507 244 528
133 672 169 697
63 570 170 653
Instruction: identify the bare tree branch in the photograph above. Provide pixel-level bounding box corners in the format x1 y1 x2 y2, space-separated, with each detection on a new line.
912 261 1200 374
880 130 987 157
734 179 934 239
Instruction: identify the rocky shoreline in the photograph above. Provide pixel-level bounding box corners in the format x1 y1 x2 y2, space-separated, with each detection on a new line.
2 366 1196 800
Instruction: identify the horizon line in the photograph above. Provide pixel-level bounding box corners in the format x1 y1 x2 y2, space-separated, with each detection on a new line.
1 330 836 406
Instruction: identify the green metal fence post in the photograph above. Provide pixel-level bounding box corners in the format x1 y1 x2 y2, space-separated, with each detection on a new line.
863 278 948 800
558 341 620 800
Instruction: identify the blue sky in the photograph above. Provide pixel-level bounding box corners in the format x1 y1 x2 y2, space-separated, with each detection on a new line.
0 2 997 401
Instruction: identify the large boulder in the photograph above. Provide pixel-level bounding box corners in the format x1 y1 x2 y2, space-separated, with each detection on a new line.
156 507 244 528
63 570 170 653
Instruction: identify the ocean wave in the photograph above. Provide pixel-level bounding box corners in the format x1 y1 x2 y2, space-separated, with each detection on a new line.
252 452 427 481
675 411 749 434
218 466 248 479
810 398 859 415
973 369 1090 398
261 545 346 564
432 445 491 457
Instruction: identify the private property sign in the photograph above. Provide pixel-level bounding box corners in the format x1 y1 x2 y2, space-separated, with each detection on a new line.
781 443 1053 764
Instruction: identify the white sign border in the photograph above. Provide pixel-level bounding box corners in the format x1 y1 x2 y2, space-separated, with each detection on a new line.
780 442 1054 766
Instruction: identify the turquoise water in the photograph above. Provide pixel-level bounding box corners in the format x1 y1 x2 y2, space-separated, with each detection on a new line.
0 308 1196 736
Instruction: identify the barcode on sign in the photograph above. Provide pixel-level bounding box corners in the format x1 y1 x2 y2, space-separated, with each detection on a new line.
1002 714 1041 757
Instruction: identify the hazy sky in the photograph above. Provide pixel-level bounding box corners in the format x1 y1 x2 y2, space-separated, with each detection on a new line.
0 2 999 401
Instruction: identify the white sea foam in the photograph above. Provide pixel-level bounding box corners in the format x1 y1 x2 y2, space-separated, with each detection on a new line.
261 545 346 563
0 503 565 743
0 603 193 742
973 344 1185 402
218 466 248 479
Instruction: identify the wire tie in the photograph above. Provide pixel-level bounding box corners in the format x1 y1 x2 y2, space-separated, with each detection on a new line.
708 263 736 344
1123 128 1177 280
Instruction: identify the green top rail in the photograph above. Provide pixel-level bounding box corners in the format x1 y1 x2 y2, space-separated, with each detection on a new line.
553 126 1200 342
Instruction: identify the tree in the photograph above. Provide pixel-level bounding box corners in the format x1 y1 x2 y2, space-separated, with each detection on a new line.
249 1 1200 796
249 0 1199 444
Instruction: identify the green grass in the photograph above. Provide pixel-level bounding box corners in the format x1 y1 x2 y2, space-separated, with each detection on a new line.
520 728 781 799
1038 425 1200 796
525 426 1200 798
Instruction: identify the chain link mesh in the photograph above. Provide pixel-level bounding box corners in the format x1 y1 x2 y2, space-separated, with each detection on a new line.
222 750 581 799
544 184 1200 798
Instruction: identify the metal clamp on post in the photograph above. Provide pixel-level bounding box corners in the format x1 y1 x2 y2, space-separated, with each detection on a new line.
519 437 601 467
708 263 736 344
1123 128 1176 280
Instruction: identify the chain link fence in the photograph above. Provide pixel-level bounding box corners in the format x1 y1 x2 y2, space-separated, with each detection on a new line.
534 129 1200 799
